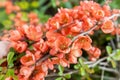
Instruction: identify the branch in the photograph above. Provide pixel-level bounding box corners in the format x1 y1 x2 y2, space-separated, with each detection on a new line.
32 54 51 66
72 13 120 42
54 21 74 32
88 57 107 68
72 23 99 42
106 14 120 20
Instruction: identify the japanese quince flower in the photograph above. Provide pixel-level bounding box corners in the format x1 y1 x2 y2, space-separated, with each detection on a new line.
101 20 114 33
20 66 35 79
12 41 27 53
20 50 35 66
9 30 23 41
25 25 43 41
88 47 101 61
55 36 71 53
73 35 92 51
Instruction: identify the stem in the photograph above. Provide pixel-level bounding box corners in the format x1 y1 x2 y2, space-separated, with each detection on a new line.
72 23 99 42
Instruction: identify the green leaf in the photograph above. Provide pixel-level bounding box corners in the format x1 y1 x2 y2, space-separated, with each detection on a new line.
64 2 72 8
19 1 29 10
58 65 64 76
112 49 120 60
55 77 63 80
31 1 39 8
51 0 56 8
111 59 116 68
7 51 15 67
106 46 112 55
0 58 6 65
74 64 80 69
84 65 94 74
12 75 18 80
80 67 86 76
64 74 71 79
0 75 5 80
6 69 14 77
78 58 83 65
0 67 2 72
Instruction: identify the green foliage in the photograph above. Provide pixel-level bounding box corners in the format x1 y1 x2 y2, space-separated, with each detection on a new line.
110 0 120 9
106 46 112 55
0 58 6 65
58 65 64 76
7 49 15 68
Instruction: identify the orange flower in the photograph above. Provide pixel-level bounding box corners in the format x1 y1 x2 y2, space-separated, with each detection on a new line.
68 54 77 63
12 41 27 53
25 25 43 41
5 77 13 80
20 50 35 66
46 30 61 47
55 36 71 53
60 58 68 67
20 66 34 79
101 20 114 33
9 30 23 41
70 47 82 57
93 10 105 20
33 39 49 53
58 8 73 25
73 35 92 50
88 47 101 59
102 5 111 16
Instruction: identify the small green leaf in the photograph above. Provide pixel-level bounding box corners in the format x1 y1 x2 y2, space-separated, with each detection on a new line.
51 0 56 8
110 59 116 68
31 1 39 8
80 67 86 76
84 65 94 74
0 58 6 65
106 46 112 55
0 75 5 80
64 74 71 79
7 51 15 68
112 49 120 60
78 58 83 65
74 64 80 69
6 69 14 77
12 75 18 80
58 65 64 76
0 67 2 72
55 77 63 80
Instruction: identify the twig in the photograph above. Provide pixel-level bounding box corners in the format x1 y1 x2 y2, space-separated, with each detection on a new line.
72 23 99 42
90 74 118 80
54 21 74 32
106 14 120 20
72 14 120 42
33 54 51 66
99 66 119 74
110 39 116 50
88 57 107 68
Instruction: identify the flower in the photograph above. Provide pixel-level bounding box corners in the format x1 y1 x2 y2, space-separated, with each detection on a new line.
20 66 34 79
55 36 71 53
101 20 114 33
12 41 27 53
25 25 43 41
73 35 92 50
20 50 35 66
9 30 23 41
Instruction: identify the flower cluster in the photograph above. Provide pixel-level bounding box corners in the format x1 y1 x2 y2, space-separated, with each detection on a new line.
1 1 120 80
